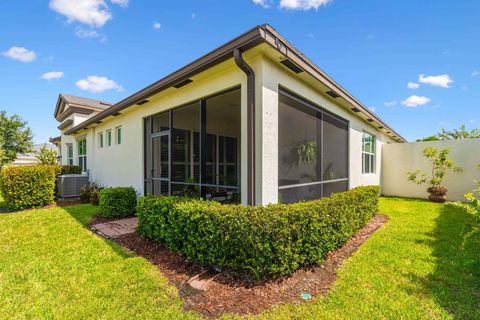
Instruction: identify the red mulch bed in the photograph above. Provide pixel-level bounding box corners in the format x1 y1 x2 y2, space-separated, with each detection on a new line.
111 214 388 318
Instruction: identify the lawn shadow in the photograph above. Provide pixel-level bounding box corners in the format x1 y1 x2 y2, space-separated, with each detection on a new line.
62 204 137 260
411 203 480 319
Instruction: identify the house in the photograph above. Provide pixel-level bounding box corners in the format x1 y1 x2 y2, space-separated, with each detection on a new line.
10 144 57 166
53 24 405 206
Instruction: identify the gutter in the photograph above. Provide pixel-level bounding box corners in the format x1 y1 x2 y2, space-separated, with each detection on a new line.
64 26 265 135
233 49 256 206
259 25 406 142
63 24 405 143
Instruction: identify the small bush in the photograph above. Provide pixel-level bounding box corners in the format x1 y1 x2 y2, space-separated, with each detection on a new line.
79 184 101 205
1 165 57 210
79 185 92 203
137 186 380 279
90 187 101 206
99 187 137 219
58 165 82 175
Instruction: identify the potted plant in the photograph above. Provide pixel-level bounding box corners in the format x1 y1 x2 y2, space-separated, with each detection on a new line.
407 147 463 203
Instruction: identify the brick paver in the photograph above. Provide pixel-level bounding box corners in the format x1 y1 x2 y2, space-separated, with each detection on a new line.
91 217 137 239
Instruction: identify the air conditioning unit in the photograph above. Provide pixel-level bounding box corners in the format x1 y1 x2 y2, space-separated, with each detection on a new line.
57 174 89 198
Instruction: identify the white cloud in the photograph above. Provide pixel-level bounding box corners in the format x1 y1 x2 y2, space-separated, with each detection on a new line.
253 0 272 8
75 27 101 38
49 0 111 27
369 107 376 112
280 0 332 10
41 71 64 80
401 95 431 108
418 74 453 88
110 0 128 7
49 0 127 28
3 46 36 62
153 22 161 30
407 82 420 89
253 0 332 10
76 75 122 93
471 70 480 77
384 100 397 107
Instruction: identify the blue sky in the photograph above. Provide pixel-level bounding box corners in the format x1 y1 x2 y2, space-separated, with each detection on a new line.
1 0 479 143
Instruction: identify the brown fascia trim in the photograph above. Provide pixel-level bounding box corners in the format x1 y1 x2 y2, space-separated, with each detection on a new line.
57 106 95 122
64 24 405 142
49 136 61 144
259 25 406 143
64 26 265 135
57 119 73 130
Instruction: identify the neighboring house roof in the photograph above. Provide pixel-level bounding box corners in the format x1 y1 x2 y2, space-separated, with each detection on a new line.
11 144 57 166
61 24 406 142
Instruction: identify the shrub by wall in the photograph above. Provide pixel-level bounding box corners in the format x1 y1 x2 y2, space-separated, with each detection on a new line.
58 165 82 175
137 186 380 279
99 187 137 219
1 165 57 210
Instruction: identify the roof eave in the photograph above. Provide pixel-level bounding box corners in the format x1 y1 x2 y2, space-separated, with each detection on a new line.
260 24 406 142
64 24 405 142
64 25 265 135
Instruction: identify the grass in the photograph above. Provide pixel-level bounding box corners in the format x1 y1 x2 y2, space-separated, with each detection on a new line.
0 198 478 319
251 198 480 320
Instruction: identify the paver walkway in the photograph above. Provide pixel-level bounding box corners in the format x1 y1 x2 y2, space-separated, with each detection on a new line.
91 217 138 239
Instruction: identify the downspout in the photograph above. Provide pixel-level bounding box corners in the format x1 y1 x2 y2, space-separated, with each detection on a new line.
233 48 256 206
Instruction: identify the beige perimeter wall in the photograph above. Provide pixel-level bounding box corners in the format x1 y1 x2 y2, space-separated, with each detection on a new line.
382 139 480 202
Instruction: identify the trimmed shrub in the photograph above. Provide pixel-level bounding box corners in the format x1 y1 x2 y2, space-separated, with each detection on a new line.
99 187 137 219
58 165 82 175
137 186 380 279
1 165 57 210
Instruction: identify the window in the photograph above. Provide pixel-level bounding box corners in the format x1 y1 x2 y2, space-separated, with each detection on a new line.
77 139 87 172
98 132 104 148
278 89 349 203
362 132 376 174
66 143 74 165
106 130 112 147
116 126 122 145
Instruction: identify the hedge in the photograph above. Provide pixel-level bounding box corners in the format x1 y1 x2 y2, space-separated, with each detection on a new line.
99 187 137 219
57 165 81 175
137 186 380 279
1 165 57 210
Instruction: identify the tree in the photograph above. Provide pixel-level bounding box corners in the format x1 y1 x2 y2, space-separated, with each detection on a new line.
34 144 58 165
418 124 480 141
407 147 463 201
0 111 33 167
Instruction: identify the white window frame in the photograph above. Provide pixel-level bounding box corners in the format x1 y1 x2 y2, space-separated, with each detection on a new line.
106 129 112 147
115 126 122 145
66 143 74 166
362 132 376 174
98 132 104 149
77 138 87 173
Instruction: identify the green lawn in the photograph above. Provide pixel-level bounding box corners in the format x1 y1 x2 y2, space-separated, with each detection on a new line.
0 198 478 319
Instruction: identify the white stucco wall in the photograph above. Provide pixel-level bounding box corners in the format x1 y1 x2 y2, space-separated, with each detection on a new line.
382 139 480 201
58 47 396 205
